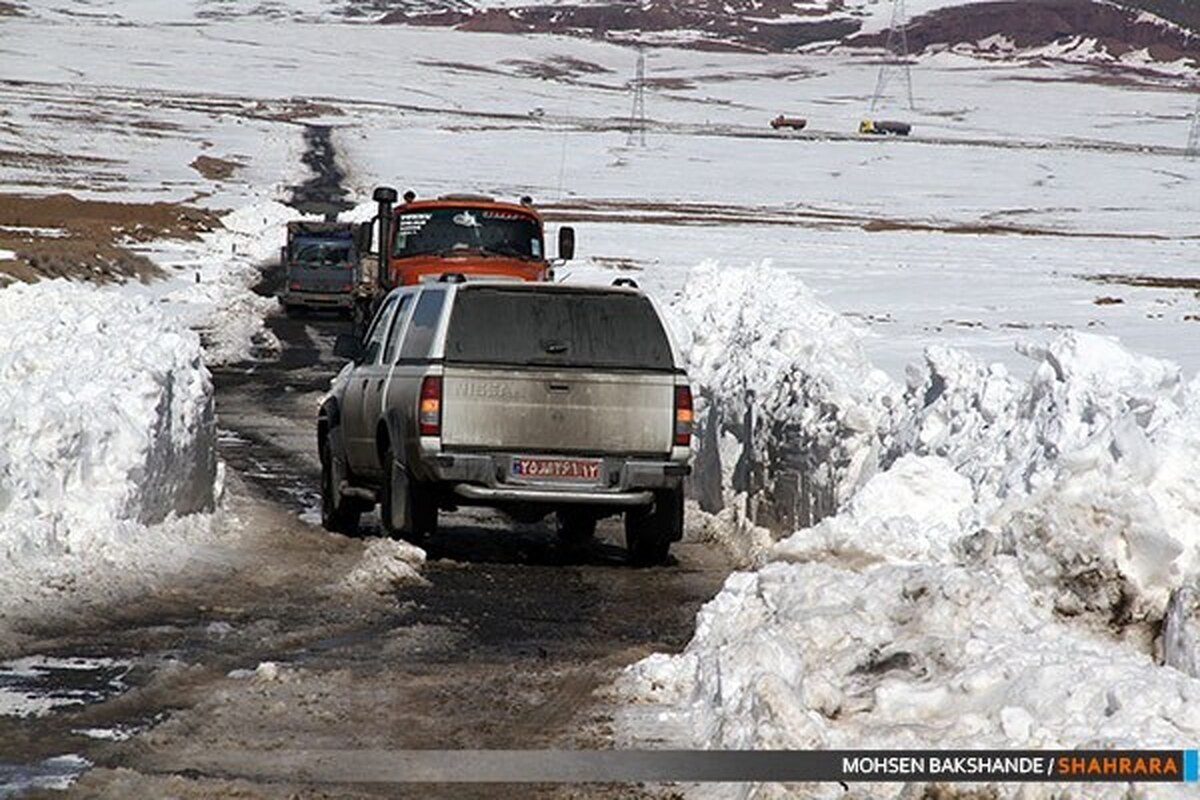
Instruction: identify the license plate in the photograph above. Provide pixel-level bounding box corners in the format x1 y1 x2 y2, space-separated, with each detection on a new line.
511 456 602 483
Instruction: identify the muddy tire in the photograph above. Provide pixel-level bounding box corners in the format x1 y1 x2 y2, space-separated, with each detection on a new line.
624 489 682 567
556 511 596 544
319 431 360 536
382 446 437 545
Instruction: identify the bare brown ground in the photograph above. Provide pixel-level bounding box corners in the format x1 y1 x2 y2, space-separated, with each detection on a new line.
543 198 1194 241
1083 273 1200 291
190 154 242 181
0 193 221 285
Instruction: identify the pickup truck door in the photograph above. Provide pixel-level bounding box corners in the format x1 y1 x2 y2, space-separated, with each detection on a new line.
358 292 416 475
343 293 400 473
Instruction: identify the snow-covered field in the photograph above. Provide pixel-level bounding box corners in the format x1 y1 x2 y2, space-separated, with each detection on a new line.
1 0 1199 793
3 5 1197 375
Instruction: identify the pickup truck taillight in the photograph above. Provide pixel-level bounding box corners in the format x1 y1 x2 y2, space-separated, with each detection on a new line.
674 385 693 447
419 376 442 436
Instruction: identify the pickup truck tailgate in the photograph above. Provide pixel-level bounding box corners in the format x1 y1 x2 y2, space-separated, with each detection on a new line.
441 367 674 455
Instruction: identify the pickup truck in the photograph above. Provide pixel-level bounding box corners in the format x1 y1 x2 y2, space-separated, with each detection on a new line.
316 278 693 565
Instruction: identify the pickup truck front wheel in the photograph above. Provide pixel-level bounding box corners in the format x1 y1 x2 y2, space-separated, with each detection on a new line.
320 431 360 536
625 489 683 567
382 446 437 545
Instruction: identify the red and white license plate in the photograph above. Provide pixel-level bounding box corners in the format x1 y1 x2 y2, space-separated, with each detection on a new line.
511 456 602 483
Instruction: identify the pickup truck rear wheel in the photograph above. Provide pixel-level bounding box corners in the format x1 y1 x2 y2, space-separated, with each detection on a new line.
381 445 437 544
625 489 683 567
320 432 360 536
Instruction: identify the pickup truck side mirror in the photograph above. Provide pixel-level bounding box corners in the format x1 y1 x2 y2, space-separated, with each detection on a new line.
333 333 363 362
558 226 575 261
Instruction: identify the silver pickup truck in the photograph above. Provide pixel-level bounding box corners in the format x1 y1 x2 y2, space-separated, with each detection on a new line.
317 279 693 565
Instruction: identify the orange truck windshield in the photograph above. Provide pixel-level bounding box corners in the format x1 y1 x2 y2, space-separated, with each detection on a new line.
393 207 543 260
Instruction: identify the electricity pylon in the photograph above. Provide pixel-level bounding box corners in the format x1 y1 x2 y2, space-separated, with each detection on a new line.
627 48 647 147
1187 92 1200 160
871 0 915 112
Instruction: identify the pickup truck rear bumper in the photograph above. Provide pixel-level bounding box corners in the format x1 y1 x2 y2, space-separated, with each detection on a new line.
454 484 654 507
423 452 688 508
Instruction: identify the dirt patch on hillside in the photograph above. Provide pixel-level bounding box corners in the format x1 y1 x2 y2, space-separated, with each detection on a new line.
0 193 220 286
0 2 23 16
1082 273 1200 291
190 154 242 181
0 147 116 170
503 55 612 81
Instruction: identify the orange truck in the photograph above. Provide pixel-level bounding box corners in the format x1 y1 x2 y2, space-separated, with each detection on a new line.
373 188 574 281
352 186 575 329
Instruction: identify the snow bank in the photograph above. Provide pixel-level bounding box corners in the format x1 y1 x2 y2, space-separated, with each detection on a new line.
0 280 217 618
773 454 972 566
889 333 1200 623
672 263 1200 621
623 560 1200 799
620 266 1200 796
668 262 894 545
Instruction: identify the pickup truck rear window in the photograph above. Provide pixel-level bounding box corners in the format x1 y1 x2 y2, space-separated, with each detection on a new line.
444 289 673 370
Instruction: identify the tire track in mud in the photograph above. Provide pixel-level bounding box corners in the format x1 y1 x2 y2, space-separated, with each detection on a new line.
290 124 354 219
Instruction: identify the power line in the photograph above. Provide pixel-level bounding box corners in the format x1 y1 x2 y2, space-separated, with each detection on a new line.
627 48 646 147
871 0 915 112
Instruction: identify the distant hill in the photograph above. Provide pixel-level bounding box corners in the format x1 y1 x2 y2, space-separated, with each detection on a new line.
1113 0 1200 34
378 0 1200 68
849 0 1200 67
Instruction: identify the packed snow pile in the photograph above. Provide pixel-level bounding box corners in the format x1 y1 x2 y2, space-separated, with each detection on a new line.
623 559 1200 799
336 537 427 594
0 280 217 615
668 262 894 545
886 333 1200 624
773 453 972 567
622 268 1200 797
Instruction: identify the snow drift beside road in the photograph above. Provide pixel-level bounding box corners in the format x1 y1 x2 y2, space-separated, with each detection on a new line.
0 280 217 621
619 264 1200 797
667 261 894 556
887 332 1200 623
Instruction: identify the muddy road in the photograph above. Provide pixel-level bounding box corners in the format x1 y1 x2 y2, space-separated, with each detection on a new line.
0 124 729 797
0 282 729 799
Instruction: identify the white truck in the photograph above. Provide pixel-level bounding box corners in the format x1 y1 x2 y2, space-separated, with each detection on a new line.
317 278 693 565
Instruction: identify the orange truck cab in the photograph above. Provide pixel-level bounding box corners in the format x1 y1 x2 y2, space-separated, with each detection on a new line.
374 189 575 287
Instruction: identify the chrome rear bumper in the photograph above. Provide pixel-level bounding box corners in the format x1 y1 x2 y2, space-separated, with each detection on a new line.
453 484 654 507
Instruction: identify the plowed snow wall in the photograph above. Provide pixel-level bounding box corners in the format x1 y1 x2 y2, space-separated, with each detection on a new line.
668 262 894 534
0 280 216 555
